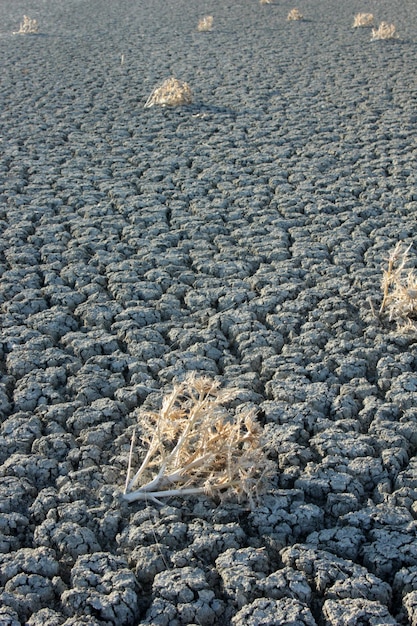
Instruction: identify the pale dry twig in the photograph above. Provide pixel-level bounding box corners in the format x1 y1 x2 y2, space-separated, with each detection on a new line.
287 8 303 21
197 15 213 31
123 373 274 506
353 13 374 28
144 77 193 108
14 15 39 34
371 22 397 40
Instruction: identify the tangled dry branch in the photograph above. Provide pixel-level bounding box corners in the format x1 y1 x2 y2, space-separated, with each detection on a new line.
123 374 274 506
380 243 417 329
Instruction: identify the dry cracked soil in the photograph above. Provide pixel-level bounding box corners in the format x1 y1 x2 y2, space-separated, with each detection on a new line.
0 0 417 624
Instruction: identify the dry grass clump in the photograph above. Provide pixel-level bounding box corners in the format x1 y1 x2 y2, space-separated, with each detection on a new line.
144 77 193 108
123 374 274 506
287 8 304 21
353 13 374 28
380 243 417 329
371 22 397 40
14 15 39 34
197 15 213 31
260 0 273 5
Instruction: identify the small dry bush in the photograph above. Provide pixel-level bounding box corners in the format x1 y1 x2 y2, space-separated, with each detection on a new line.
197 15 213 31
14 15 39 34
380 243 417 330
371 22 397 40
353 13 374 28
260 0 273 5
123 374 274 506
287 8 304 21
144 77 193 108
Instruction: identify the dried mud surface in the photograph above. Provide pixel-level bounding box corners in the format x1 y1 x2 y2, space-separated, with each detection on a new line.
0 0 417 624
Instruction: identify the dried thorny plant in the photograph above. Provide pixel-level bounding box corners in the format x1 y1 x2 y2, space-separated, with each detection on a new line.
353 13 374 28
371 22 397 40
287 8 304 21
123 374 274 506
197 15 213 32
379 243 417 330
14 15 39 34
144 77 193 108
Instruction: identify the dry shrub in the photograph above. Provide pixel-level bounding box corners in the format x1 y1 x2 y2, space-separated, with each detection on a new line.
260 0 273 5
380 243 417 330
14 15 39 34
123 374 274 506
287 8 303 21
144 77 193 108
371 22 397 40
197 15 213 31
353 13 374 28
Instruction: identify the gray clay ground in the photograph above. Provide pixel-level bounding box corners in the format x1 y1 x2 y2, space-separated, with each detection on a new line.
0 0 417 624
